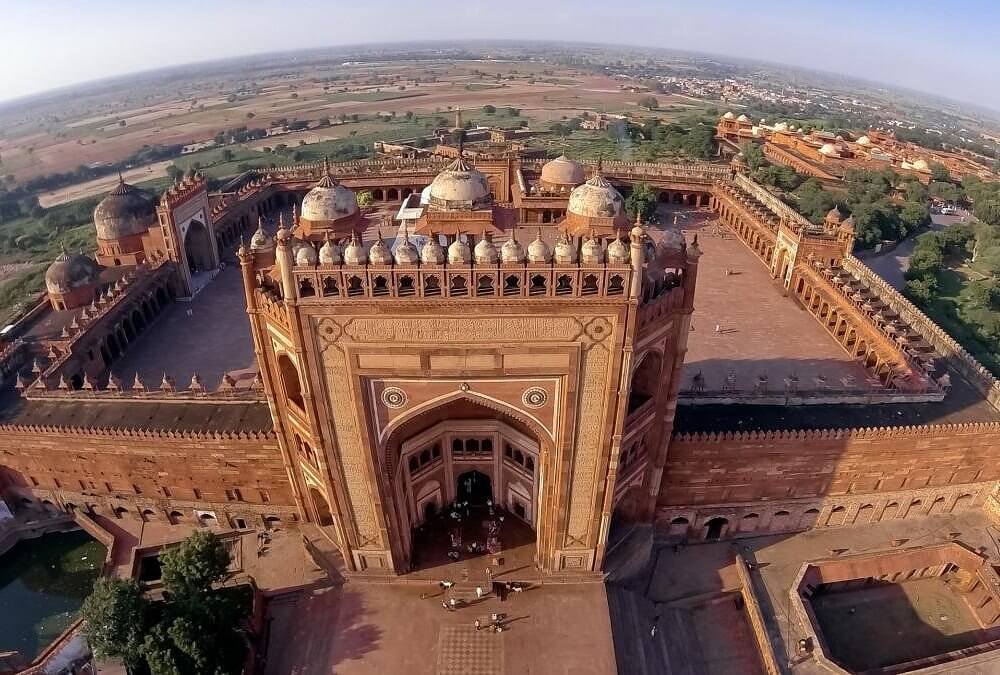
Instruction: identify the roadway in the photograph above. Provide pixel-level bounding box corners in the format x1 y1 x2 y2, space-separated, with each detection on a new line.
856 210 969 290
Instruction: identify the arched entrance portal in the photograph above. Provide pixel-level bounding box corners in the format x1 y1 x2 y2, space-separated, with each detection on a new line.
456 470 492 506
384 396 547 573
184 220 215 274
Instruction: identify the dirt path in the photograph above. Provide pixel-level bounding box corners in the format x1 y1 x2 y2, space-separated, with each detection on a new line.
37 160 173 208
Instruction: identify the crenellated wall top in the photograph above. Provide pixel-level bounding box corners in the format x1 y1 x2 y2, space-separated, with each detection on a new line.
673 420 1000 443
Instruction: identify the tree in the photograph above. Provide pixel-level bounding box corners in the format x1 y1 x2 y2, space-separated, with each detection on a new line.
899 200 931 233
505 107 520 117
637 95 658 110
929 161 951 183
740 142 767 172
482 104 496 114
81 577 147 670
245 112 255 119
625 183 657 222
160 530 230 599
357 191 373 208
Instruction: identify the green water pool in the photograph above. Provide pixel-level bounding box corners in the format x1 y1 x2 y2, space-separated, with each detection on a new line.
0 529 105 662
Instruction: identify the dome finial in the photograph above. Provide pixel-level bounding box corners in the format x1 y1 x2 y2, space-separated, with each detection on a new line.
118 171 125 185
323 156 331 176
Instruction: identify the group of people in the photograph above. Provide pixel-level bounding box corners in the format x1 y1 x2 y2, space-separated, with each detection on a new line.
444 500 506 561
433 578 528 633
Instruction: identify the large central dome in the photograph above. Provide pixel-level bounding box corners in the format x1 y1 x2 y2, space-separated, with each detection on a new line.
567 174 625 220
93 178 157 241
540 155 585 187
298 162 362 236
426 157 492 211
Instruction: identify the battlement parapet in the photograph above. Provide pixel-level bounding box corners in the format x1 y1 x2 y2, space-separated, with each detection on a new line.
160 173 207 209
22 368 265 403
674 421 1000 443
0 421 274 441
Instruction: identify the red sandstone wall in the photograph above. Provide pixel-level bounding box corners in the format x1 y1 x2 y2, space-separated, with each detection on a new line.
660 426 1000 506
0 427 294 510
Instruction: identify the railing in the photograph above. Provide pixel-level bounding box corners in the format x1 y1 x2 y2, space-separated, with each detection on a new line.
733 173 813 231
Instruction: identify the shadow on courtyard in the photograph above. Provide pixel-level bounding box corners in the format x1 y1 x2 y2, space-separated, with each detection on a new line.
674 356 997 432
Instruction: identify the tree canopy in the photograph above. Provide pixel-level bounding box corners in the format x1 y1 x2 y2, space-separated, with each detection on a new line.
80 531 248 675
625 183 657 222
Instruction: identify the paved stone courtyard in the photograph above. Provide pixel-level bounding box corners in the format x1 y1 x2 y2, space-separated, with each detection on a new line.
650 210 870 396
263 581 616 675
810 576 988 671
112 265 256 388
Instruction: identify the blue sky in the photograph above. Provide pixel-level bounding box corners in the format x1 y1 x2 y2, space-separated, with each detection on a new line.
0 0 997 109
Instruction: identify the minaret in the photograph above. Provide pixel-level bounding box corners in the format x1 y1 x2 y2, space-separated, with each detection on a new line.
629 212 647 300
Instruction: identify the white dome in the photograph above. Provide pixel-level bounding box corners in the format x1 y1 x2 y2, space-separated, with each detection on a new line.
773 122 789 132
607 235 630 264
319 237 342 264
553 233 577 264
343 233 367 265
581 235 604 264
912 159 930 171
419 185 433 205
421 235 446 265
818 143 838 157
722 111 735 120
448 234 472 265
369 235 393 266
567 175 625 220
393 232 419 265
295 242 318 266
300 174 360 224
540 155 585 186
501 232 525 264
527 230 551 263
736 114 750 122
427 157 492 211
474 232 499 265
856 135 871 145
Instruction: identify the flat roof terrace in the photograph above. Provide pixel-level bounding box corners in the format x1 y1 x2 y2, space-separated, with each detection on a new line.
111 266 256 390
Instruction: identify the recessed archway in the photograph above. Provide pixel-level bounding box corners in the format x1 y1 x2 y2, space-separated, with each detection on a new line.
383 395 548 574
183 220 215 274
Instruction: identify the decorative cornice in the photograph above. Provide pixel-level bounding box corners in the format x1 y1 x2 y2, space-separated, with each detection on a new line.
673 421 1000 443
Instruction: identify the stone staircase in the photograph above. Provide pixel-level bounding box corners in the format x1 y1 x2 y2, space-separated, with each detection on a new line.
606 584 709 675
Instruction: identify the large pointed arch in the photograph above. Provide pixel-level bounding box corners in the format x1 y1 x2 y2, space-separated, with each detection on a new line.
378 389 555 446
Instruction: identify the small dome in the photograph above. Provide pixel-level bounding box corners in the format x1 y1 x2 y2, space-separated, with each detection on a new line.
842 216 856 231
553 233 577 264
540 155 585 186
527 230 551 263
773 122 789 132
826 207 844 223
46 251 100 295
856 135 871 145
607 234 630 264
581 235 604 264
421 235 446 265
93 178 157 241
722 111 735 120
369 234 393 266
567 174 625 220
448 234 472 265
736 114 750 122
319 237 342 264
343 232 367 265
474 232 499 265
419 184 433 205
427 157 492 211
818 143 838 157
250 219 273 250
501 231 525 264
912 159 930 171
393 232 419 265
295 243 318 266
300 172 360 224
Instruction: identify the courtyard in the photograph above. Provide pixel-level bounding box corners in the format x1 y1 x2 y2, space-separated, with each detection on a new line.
651 210 871 397
111 264 257 390
810 576 990 671
263 581 617 675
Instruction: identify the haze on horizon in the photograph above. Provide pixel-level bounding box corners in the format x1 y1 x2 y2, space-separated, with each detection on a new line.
0 0 997 111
